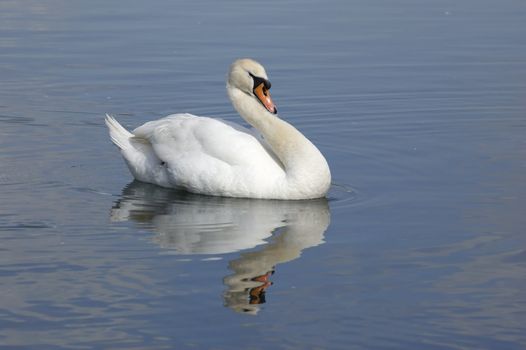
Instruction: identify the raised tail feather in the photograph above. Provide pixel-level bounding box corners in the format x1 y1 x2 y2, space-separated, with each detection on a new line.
105 114 166 185
105 114 134 150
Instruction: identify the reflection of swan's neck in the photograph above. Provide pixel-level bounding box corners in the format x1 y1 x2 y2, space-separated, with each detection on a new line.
227 86 331 198
222 202 330 314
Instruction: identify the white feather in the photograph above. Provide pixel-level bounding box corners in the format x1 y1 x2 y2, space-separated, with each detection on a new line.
105 59 331 199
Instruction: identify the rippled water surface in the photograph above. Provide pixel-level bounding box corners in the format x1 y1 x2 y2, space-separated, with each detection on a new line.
1 1 526 349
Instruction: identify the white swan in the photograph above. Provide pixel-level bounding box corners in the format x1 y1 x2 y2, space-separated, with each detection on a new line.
105 58 331 199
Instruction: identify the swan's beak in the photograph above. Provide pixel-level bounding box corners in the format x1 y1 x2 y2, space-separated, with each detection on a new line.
254 83 277 114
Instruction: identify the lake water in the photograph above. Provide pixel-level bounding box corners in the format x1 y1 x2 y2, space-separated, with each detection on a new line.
1 0 525 349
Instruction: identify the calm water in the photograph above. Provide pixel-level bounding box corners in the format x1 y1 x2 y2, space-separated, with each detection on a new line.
1 0 526 349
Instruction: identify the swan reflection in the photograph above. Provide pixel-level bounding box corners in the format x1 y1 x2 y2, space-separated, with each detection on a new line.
111 181 331 314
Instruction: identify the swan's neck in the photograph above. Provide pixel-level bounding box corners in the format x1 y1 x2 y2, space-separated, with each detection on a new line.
227 86 331 198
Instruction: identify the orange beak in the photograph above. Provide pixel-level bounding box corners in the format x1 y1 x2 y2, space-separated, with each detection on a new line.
253 83 277 114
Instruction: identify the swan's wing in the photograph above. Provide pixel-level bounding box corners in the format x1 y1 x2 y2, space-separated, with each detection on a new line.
133 113 283 174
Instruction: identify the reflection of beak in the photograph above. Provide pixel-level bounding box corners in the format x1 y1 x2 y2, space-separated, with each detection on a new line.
253 83 277 114
249 271 274 304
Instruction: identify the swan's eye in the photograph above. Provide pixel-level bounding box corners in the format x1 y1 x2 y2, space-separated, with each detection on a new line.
249 72 271 91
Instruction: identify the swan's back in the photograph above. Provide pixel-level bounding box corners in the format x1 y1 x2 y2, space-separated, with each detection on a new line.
109 114 287 198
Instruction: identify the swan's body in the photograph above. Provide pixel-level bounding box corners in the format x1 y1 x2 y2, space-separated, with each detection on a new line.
105 59 331 199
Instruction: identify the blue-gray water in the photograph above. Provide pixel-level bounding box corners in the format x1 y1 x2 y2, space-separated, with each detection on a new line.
1 1 525 349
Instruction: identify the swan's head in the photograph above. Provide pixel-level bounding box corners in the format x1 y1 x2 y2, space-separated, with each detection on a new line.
227 58 277 114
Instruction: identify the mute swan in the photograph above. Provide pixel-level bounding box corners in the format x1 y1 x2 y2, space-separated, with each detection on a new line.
105 58 331 199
